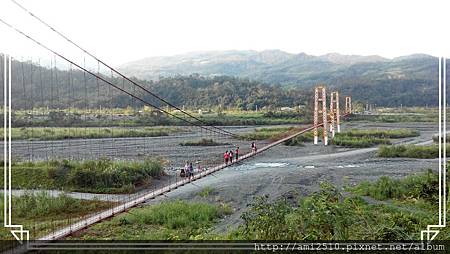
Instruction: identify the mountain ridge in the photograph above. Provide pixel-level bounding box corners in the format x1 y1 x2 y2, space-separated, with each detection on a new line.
118 50 438 87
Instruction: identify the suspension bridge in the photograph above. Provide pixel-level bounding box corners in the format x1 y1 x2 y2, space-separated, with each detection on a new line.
1 0 354 244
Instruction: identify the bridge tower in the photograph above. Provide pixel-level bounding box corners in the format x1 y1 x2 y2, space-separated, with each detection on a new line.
314 86 328 145
329 91 340 138
345 96 352 114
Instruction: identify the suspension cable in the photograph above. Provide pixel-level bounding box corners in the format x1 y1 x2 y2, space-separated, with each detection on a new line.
10 0 237 137
0 17 237 138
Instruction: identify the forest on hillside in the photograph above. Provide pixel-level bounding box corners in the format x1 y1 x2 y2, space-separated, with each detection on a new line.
0 57 444 110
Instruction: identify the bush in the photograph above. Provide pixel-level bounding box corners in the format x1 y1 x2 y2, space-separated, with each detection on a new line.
2 158 164 193
0 192 107 218
232 173 445 240
180 138 229 146
333 135 390 148
240 127 302 141
378 145 444 159
284 131 314 146
331 128 418 148
349 169 439 202
343 129 419 139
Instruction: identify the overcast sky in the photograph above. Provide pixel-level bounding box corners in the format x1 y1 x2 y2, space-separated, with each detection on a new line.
1 0 449 67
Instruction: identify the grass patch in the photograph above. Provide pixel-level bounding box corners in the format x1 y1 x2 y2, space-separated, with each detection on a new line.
240 126 301 141
180 138 229 146
347 169 439 201
0 192 114 239
72 200 232 240
229 170 449 240
198 187 215 198
340 129 419 139
68 171 449 241
1 127 180 141
283 131 314 146
332 129 418 148
0 158 164 194
377 144 448 159
333 135 391 148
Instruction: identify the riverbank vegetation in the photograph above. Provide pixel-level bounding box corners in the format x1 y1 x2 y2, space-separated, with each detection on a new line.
0 192 114 240
180 138 229 146
73 200 232 240
69 170 449 240
230 170 448 240
378 144 448 159
1 158 164 193
332 129 419 148
0 127 180 141
239 126 302 141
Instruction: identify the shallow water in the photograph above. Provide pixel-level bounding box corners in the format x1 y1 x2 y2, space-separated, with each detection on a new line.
233 162 289 171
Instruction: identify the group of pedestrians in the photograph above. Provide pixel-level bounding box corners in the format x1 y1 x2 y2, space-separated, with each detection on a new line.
223 142 258 165
181 161 194 180
181 142 258 177
224 146 241 165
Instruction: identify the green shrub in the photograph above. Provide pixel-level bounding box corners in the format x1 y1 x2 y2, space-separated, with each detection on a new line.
342 129 419 139
349 169 439 202
240 127 300 141
378 145 445 159
333 135 390 148
284 131 314 146
1 158 164 193
331 128 417 148
180 138 229 146
76 200 231 240
232 173 445 240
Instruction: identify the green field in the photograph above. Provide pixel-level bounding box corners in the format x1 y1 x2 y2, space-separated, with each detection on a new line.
0 192 114 240
11 108 311 127
72 200 232 240
1 127 180 141
180 138 230 146
378 144 449 159
332 129 419 148
1 158 164 193
232 170 448 240
239 126 301 141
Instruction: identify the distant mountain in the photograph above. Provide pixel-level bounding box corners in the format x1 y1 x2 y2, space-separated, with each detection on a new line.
119 50 444 106
119 50 437 86
4 51 445 110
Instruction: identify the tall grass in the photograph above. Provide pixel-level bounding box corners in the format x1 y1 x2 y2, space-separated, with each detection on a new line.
232 171 446 240
377 144 447 159
0 192 107 218
348 169 439 201
0 192 113 239
332 129 418 148
284 131 315 146
333 135 391 148
74 200 232 240
1 127 180 141
180 138 229 146
1 158 164 193
341 129 419 139
240 127 301 141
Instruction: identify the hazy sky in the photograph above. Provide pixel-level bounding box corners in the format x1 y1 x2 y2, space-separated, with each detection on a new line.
1 0 449 67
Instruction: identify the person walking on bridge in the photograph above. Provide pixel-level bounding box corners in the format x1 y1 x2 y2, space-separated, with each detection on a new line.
224 150 229 165
229 150 234 163
188 162 194 180
183 161 189 178
235 146 239 160
251 142 257 153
